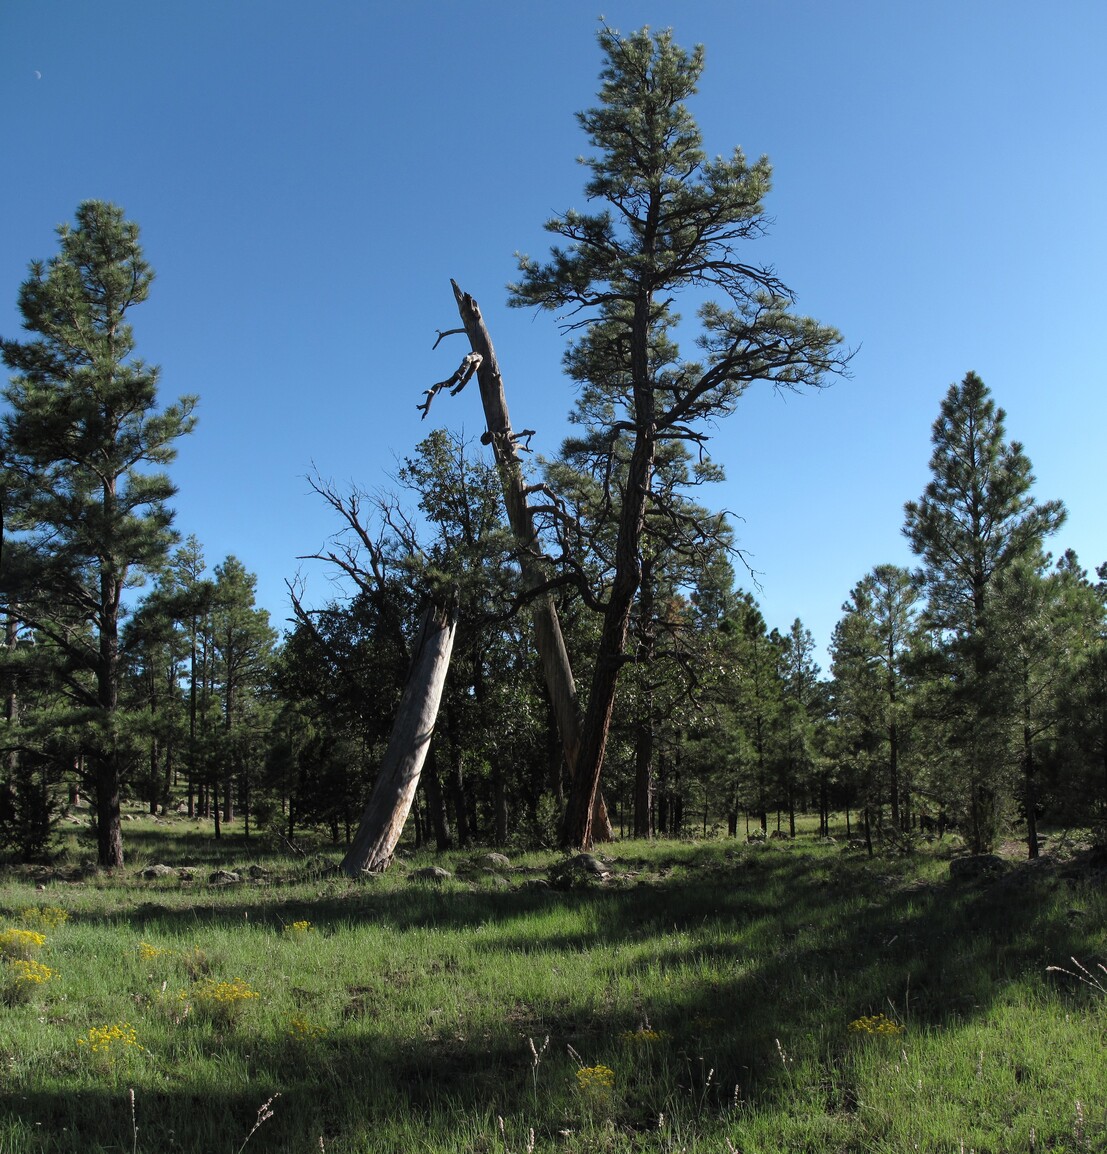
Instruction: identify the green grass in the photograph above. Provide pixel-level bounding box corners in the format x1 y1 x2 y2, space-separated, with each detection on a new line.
0 814 1104 1152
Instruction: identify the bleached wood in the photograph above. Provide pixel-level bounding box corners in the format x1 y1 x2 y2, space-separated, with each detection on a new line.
340 594 458 875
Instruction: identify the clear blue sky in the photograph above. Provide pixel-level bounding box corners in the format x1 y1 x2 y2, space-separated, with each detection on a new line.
2 1 1104 670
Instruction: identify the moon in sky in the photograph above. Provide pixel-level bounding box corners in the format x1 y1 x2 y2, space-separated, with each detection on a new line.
33 70 42 80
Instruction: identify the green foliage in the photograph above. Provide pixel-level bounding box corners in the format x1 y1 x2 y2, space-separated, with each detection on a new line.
831 565 922 833
0 201 197 867
903 373 1067 852
509 23 848 847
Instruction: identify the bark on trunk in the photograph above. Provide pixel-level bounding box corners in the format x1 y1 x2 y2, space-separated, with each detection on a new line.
633 719 654 838
95 758 125 867
96 570 125 868
421 747 453 850
561 414 654 849
447 282 612 841
340 593 458 875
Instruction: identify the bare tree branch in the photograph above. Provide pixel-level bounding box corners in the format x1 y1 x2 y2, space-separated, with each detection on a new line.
418 352 483 419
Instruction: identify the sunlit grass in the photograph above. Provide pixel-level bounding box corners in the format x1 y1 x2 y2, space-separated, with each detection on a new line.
0 813 1103 1151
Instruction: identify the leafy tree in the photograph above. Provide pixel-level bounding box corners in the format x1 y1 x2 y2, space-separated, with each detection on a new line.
546 417 735 838
167 535 215 818
0 202 197 866
294 432 539 853
275 593 402 843
510 24 848 847
903 372 1065 851
396 430 521 846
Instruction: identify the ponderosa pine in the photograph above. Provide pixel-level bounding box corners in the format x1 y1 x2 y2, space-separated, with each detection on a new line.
0 202 197 866
509 25 847 847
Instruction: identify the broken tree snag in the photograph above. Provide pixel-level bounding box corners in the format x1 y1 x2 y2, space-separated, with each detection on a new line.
340 592 459 876
446 280 613 843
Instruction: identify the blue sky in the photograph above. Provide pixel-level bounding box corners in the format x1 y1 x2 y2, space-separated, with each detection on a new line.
2 1 1104 670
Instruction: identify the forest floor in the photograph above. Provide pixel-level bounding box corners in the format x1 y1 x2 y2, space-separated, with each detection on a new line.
0 812 1104 1153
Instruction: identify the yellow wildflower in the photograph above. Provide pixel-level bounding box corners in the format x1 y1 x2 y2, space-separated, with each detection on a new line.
7 958 54 986
576 1064 616 1093
77 1022 147 1062
0 928 46 960
181 976 260 1025
20 906 69 930
621 1027 665 1044
288 1014 328 1039
848 1012 905 1036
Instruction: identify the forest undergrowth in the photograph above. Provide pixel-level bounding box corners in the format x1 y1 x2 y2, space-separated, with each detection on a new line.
0 812 1104 1153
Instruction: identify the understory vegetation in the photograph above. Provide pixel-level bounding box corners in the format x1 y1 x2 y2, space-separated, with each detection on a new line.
0 814 1104 1153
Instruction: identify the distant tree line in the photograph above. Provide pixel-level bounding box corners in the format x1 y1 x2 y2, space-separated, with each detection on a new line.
2 26 1103 867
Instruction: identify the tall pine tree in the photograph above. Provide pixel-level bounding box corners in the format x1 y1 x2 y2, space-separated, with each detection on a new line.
510 24 848 847
903 372 1064 851
0 202 197 866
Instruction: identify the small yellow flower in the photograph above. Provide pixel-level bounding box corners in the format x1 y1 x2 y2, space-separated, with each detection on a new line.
138 941 169 961
186 976 259 1004
76 1022 147 1063
575 1064 616 1093
288 1014 328 1039
848 1012 905 1036
181 976 260 1025
3 957 55 1004
0 928 46 960
621 1027 665 1045
283 920 313 937
20 906 69 930
7 958 54 986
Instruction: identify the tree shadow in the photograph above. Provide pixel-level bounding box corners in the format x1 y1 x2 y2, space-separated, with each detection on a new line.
2 842 1103 1151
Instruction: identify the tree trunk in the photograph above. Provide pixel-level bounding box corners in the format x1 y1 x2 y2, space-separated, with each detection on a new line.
1024 694 1039 859
492 758 508 846
421 747 453 850
447 282 612 842
633 719 653 838
444 704 471 848
340 593 458 875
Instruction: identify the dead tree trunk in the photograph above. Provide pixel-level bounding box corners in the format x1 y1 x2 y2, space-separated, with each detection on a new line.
340 593 458 875
426 281 613 842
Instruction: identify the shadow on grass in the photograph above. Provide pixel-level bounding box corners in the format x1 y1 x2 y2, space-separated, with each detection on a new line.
3 841 1104 1151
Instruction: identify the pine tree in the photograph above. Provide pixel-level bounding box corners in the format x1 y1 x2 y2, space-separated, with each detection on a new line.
830 565 921 835
510 24 847 847
209 557 277 836
0 202 197 866
903 372 1065 851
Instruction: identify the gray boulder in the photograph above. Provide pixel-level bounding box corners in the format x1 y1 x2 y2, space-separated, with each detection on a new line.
548 853 613 890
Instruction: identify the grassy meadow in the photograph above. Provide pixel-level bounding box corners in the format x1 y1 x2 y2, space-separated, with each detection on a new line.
0 813 1104 1153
